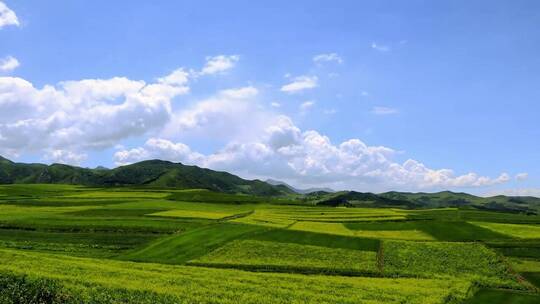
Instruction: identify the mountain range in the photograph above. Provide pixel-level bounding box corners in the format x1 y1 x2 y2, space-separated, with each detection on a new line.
1 155 539 213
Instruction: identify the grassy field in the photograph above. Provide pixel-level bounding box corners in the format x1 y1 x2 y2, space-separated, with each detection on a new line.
0 184 540 303
188 239 379 275
471 222 540 239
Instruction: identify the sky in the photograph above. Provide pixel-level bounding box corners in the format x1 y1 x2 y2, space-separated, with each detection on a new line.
0 1 539 195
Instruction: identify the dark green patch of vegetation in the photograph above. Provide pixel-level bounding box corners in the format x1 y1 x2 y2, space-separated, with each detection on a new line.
118 223 267 264
0 272 72 304
463 289 540 304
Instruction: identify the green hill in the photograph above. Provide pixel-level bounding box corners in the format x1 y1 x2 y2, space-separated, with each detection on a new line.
0 157 294 196
313 190 540 214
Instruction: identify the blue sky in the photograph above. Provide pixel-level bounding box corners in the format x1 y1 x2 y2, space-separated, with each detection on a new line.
1 0 539 195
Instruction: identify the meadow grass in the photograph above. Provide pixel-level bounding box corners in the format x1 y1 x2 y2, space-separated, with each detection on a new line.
188 239 379 275
352 230 435 240
382 240 520 289
488 240 540 259
508 257 540 272
418 221 510 241
0 248 474 304
118 223 267 264
0 228 160 258
232 209 296 227
471 222 540 239
148 209 238 219
288 221 354 236
462 289 540 304
247 228 380 251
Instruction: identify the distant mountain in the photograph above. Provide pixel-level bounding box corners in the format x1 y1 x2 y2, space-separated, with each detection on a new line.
0 157 294 196
313 190 540 214
265 179 334 194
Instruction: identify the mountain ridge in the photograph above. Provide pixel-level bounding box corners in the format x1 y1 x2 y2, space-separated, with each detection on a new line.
1 156 539 213
0 157 294 196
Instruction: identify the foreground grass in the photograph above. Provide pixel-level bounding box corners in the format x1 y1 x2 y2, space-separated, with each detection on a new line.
0 248 474 304
462 289 540 304
119 223 266 264
471 222 540 239
383 241 521 289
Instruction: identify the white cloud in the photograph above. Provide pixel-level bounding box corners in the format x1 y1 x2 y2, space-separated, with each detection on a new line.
114 138 203 166
270 102 281 108
162 86 274 142
371 42 390 52
0 2 18 28
313 53 343 64
44 149 87 166
300 101 315 112
198 55 239 76
0 56 19 72
281 75 318 93
117 112 511 192
515 172 529 181
372 106 398 115
361 91 369 96
219 86 258 99
0 68 191 156
157 68 189 86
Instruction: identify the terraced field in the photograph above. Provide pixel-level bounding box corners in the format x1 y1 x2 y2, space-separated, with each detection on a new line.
1 184 540 303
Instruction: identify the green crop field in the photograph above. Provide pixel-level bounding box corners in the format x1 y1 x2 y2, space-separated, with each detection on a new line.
471 222 540 239
188 239 379 275
0 184 539 303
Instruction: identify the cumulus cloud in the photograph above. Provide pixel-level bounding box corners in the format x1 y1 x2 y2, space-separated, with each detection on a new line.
372 106 398 115
162 86 274 142
44 149 87 166
371 42 390 52
0 56 19 72
313 53 343 64
0 2 18 28
281 75 318 93
515 172 529 181
114 138 203 166
0 68 190 156
198 55 239 76
116 112 511 191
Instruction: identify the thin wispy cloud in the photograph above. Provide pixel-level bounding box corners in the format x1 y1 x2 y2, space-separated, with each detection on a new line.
313 53 343 64
0 55 19 72
300 100 315 112
515 172 529 181
198 55 239 76
0 1 19 28
270 102 281 108
281 75 318 93
372 106 398 115
371 42 390 52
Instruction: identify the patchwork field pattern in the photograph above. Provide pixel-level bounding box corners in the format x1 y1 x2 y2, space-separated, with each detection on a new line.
1 185 540 303
188 239 379 275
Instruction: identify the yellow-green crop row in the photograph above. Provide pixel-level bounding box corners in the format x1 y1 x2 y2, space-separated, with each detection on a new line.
470 222 540 239
0 248 474 304
189 239 378 275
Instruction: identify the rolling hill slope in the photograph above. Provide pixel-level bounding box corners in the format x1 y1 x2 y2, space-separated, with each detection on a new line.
0 156 293 196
